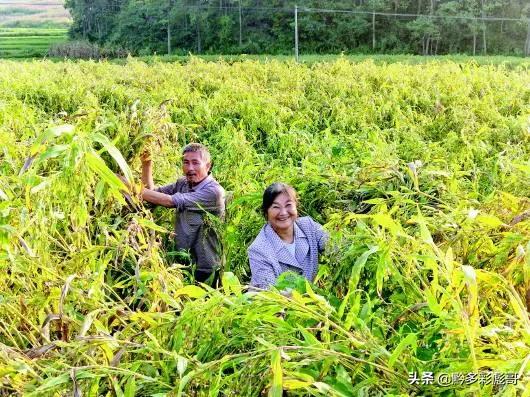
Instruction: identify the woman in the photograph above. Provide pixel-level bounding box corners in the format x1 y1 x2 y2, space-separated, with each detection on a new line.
248 182 328 289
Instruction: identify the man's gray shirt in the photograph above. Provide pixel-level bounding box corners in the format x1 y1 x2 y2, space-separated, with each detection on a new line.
156 175 225 272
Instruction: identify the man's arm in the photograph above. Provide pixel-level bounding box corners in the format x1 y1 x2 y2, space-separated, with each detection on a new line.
141 151 154 190
139 150 176 207
169 185 223 213
141 188 174 208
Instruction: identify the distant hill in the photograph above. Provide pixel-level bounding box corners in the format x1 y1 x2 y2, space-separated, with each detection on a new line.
0 0 71 28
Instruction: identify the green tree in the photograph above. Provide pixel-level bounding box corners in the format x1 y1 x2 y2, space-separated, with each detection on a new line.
63 0 530 56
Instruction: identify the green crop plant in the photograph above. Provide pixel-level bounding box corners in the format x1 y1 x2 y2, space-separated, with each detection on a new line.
0 56 529 395
0 28 68 58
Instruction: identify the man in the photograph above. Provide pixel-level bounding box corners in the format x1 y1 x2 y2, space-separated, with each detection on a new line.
139 143 225 284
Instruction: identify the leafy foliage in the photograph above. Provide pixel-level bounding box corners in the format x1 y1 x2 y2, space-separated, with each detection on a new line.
64 0 530 55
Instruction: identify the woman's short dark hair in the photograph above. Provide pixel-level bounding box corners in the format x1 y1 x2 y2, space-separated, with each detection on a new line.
261 182 298 219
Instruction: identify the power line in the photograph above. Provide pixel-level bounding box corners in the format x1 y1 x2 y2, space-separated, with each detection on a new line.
303 7 527 22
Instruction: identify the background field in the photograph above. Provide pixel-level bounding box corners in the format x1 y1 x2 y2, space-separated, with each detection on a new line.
0 0 70 58
134 53 530 68
0 57 529 395
0 0 70 28
0 27 68 58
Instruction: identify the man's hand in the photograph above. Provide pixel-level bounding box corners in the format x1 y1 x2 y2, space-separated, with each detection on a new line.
115 173 141 208
116 174 131 190
117 173 142 197
140 150 152 164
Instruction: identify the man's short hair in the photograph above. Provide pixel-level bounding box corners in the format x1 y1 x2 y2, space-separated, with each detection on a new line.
182 143 212 173
182 143 211 164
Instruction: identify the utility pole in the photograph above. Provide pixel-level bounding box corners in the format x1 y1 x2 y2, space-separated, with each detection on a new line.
372 12 375 50
167 0 171 55
481 0 487 55
525 19 530 57
239 0 242 47
294 5 299 62
472 29 477 56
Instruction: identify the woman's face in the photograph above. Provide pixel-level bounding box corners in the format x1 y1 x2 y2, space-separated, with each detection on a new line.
267 192 298 233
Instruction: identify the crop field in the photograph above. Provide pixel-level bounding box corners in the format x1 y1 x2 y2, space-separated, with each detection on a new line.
0 58 529 395
0 28 68 58
137 54 530 69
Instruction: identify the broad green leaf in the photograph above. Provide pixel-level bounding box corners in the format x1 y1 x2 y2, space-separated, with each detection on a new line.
425 289 442 316
376 250 391 296
305 281 333 313
34 373 70 392
222 271 242 296
462 265 478 319
388 333 417 369
94 179 106 204
111 375 124 397
372 213 402 235
174 285 207 299
332 365 356 396
313 382 331 394
445 247 454 276
177 371 196 397
30 124 74 155
255 337 276 349
85 151 127 202
79 309 102 337
93 132 134 182
30 180 51 194
88 377 100 397
177 356 188 377
124 376 136 397
37 144 69 162
283 379 312 389
136 217 168 233
50 124 75 137
475 213 505 228
269 349 283 397
297 325 320 346
348 245 379 293
129 312 158 326
419 220 433 244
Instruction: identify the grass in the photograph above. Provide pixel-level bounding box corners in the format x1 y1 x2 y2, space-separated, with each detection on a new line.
9 51 530 70
0 57 529 395
0 27 68 36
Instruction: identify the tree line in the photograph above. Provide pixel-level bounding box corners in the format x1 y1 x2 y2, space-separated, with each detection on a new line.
64 0 530 56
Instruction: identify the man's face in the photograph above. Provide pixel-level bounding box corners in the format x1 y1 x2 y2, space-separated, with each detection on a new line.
182 151 210 186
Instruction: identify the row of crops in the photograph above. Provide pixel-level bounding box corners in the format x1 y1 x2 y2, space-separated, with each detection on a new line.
0 28 67 58
0 57 529 395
